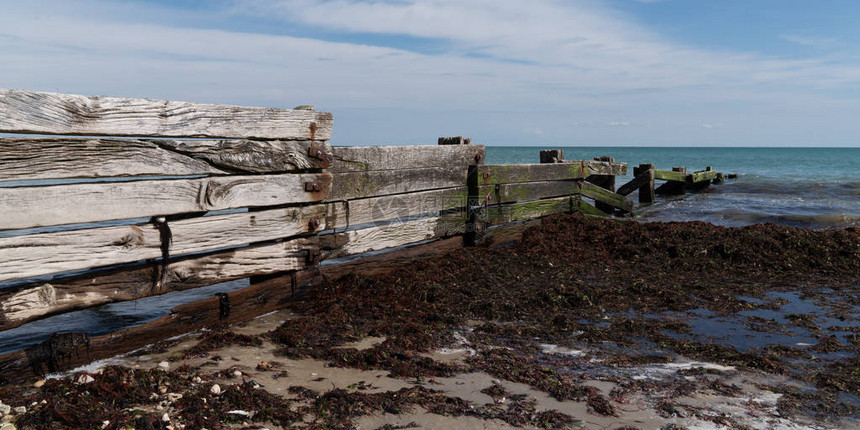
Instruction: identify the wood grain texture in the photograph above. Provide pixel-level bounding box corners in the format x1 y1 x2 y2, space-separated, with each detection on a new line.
477 161 625 186
558 159 627 175
0 173 331 230
320 236 463 281
0 238 317 332
330 145 484 172
483 196 574 227
323 187 469 230
579 181 634 212
320 214 466 260
0 269 318 383
616 169 655 196
689 170 719 183
0 205 325 282
329 166 468 201
0 89 332 140
478 181 581 205
0 138 228 182
154 139 333 172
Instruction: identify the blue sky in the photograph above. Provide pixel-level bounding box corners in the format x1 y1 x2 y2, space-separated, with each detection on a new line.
2 0 860 147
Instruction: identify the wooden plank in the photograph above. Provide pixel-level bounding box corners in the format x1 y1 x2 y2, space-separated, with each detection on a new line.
579 181 634 212
574 199 610 217
328 166 467 201
478 219 542 247
559 159 627 175
0 205 325 282
320 236 462 281
0 269 318 383
477 161 626 186
616 169 655 196
690 170 719 183
320 214 466 260
484 197 573 227
0 89 332 140
330 145 485 172
653 170 689 182
153 140 333 172
477 181 581 205
0 238 317 332
324 187 469 230
0 138 228 182
0 173 331 230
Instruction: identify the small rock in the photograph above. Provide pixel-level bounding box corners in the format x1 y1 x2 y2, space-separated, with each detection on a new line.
227 410 250 417
12 407 25 415
0 404 10 416
162 412 170 422
33 380 45 388
210 384 221 395
192 376 203 384
166 393 183 402
76 374 95 384
158 385 168 394
0 423 17 430
158 361 170 371
231 370 242 378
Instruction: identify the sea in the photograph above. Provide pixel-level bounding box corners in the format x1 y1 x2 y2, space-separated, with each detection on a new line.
487 146 860 230
1 146 858 356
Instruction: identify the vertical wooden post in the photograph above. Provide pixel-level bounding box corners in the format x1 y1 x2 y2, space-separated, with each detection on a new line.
589 156 616 214
540 149 564 164
633 163 655 204
656 166 687 196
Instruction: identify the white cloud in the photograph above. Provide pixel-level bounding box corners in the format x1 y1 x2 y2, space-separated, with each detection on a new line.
0 0 859 146
781 34 839 49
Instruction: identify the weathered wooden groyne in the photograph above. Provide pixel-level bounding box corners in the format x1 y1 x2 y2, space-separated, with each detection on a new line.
0 89 726 381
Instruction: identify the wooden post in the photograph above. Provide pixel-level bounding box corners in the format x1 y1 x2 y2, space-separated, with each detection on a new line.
539 149 564 164
714 172 724 184
438 136 472 145
589 156 616 214
632 163 655 204
656 166 687 196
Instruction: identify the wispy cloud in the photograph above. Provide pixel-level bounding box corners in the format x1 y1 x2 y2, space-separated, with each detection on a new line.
0 0 858 146
781 34 839 49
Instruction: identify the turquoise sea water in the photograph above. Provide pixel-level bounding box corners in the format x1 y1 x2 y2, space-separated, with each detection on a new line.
487 147 860 229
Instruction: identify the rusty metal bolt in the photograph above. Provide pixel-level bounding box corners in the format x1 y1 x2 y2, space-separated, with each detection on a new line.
308 216 321 231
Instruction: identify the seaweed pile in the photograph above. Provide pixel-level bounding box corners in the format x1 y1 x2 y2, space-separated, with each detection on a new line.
2 213 858 429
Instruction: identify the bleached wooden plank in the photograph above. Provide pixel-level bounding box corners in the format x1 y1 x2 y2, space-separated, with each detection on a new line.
320 214 466 260
324 187 469 230
154 139 333 172
0 138 228 182
0 89 332 140
0 237 317 332
0 173 331 230
0 205 325 282
330 145 484 172
329 166 468 200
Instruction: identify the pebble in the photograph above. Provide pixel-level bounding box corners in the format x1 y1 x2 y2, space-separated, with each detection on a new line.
76 374 95 384
210 384 221 395
166 393 183 402
33 380 45 388
0 423 16 430
158 361 170 371
12 407 24 415
0 404 10 416
192 376 203 384
232 370 243 378
162 412 170 422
